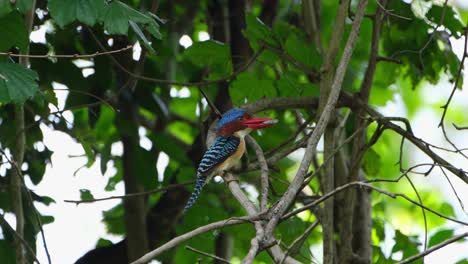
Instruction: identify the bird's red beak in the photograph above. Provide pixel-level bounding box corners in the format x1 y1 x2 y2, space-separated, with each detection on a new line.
243 117 277 129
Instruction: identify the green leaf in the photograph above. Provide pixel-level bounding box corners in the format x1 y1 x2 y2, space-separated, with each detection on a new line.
456 259 468 264
41 215 55 225
0 240 15 264
96 238 113 248
276 72 319 97
427 5 464 38
102 1 160 37
362 148 381 176
184 40 232 76
0 62 39 104
457 7 468 26
285 32 321 68
16 0 33 13
134 147 157 189
0 11 28 52
391 230 421 261
80 189 94 200
129 21 155 53
48 0 105 27
152 134 191 165
103 204 125 235
439 201 455 217
0 1 12 17
243 14 276 50
428 229 454 247
230 72 276 104
35 195 56 206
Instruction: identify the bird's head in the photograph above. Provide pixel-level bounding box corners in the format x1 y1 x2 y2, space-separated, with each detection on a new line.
216 108 276 136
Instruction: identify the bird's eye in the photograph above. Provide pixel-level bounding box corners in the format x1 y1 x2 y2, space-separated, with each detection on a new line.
238 117 243 120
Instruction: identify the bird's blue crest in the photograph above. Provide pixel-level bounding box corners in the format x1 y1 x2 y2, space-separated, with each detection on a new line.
217 108 246 130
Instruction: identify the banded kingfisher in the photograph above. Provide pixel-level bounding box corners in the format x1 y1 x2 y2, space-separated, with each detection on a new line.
184 108 276 211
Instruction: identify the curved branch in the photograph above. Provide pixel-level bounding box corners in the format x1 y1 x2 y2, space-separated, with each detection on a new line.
130 214 264 264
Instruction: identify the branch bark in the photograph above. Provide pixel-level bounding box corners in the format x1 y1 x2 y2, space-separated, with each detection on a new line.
10 2 36 264
262 0 369 258
130 214 264 264
246 136 269 211
342 1 387 262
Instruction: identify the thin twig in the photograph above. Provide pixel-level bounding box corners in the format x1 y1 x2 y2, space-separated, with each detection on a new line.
88 27 265 87
283 181 468 227
198 87 222 118
404 175 428 253
0 45 133 59
263 0 369 253
439 167 467 215
280 221 319 264
130 214 265 264
0 214 40 264
246 136 269 211
64 181 194 204
437 26 468 157
398 232 468 264
185 245 231 263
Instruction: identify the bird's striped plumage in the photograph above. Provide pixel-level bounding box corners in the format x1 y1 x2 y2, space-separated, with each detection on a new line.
183 108 274 212
184 135 241 211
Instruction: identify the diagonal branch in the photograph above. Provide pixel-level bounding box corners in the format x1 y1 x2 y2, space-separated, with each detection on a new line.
185 245 230 264
246 136 269 211
130 213 264 264
399 232 468 264
263 0 369 241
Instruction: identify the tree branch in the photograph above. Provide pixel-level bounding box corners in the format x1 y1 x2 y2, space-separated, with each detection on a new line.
0 45 133 59
130 214 264 264
63 181 194 204
246 136 269 211
263 0 368 243
399 232 468 264
185 245 230 264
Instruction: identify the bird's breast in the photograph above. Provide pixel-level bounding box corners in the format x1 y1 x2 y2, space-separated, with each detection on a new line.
217 137 245 172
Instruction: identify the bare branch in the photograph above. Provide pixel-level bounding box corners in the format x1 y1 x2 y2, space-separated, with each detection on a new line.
398 232 468 264
221 173 301 264
453 123 468 130
130 213 264 264
88 27 265 87
0 45 133 59
280 221 319 264
264 0 369 241
185 246 230 264
283 181 468 227
246 136 269 211
63 181 194 204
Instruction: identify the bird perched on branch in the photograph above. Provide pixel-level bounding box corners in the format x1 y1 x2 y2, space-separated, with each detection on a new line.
184 108 276 211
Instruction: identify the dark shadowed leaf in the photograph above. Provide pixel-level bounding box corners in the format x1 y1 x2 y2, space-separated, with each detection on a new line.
230 72 276 104
48 0 105 27
0 11 28 52
0 62 39 104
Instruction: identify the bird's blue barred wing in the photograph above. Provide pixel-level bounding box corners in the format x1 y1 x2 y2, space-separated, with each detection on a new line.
197 135 240 176
184 135 240 212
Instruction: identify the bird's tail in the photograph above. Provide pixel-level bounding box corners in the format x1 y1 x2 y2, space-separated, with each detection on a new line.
183 175 207 212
